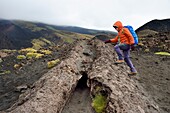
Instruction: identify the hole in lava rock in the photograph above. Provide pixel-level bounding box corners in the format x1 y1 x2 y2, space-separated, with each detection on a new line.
76 71 88 89
62 71 94 113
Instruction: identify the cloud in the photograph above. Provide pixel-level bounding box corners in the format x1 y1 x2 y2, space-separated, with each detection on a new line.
0 0 170 31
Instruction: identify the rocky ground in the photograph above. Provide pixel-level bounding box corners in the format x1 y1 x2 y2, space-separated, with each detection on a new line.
0 38 169 113
0 41 75 111
131 51 170 113
62 81 95 113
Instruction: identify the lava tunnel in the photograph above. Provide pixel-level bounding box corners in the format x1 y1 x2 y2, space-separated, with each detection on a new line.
76 71 88 89
62 72 95 113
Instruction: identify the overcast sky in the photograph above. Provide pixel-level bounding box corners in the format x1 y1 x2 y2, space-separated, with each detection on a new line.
0 0 170 31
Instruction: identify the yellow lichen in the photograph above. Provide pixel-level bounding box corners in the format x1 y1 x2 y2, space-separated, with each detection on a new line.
144 48 150 52
26 52 44 59
19 48 37 54
0 70 11 75
155 52 170 56
32 39 46 50
47 59 60 68
17 55 26 60
41 38 52 45
40 50 52 55
35 53 44 59
14 64 22 69
1 49 17 53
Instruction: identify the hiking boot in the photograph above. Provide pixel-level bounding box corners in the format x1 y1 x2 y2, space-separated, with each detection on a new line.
114 60 124 64
128 72 137 76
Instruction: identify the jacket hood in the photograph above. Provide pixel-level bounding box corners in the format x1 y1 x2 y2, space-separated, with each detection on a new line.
113 21 123 31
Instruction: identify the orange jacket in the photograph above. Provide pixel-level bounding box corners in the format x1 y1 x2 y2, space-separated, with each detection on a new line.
110 21 134 45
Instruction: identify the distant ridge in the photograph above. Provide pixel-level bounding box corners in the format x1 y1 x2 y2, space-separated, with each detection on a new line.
0 19 115 49
9 19 115 35
136 18 170 33
50 25 114 35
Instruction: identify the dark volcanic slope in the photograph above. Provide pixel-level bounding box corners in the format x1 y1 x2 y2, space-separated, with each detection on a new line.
0 19 115 49
136 19 170 33
0 40 76 111
0 20 55 49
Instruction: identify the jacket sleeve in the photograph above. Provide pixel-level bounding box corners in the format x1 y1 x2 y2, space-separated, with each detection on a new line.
124 29 134 45
110 36 118 43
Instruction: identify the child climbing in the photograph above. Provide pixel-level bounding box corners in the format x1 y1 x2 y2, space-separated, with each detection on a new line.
105 21 137 76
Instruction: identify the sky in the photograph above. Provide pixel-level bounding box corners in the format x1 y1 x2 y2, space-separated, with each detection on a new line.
0 0 170 31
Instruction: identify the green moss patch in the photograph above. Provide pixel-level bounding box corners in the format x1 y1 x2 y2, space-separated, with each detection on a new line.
19 48 37 54
17 47 53 60
47 59 60 68
92 94 107 113
155 52 170 56
0 70 11 75
40 50 52 55
26 53 44 59
17 55 26 60
1 49 17 53
31 38 53 50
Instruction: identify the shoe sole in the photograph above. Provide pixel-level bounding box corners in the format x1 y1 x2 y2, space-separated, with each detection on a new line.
128 73 137 76
114 62 124 64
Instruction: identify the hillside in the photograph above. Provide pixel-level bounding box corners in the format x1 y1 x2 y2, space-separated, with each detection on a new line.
0 19 115 49
136 19 170 53
136 18 170 33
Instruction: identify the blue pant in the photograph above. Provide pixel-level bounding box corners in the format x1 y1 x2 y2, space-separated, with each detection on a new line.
114 44 137 72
